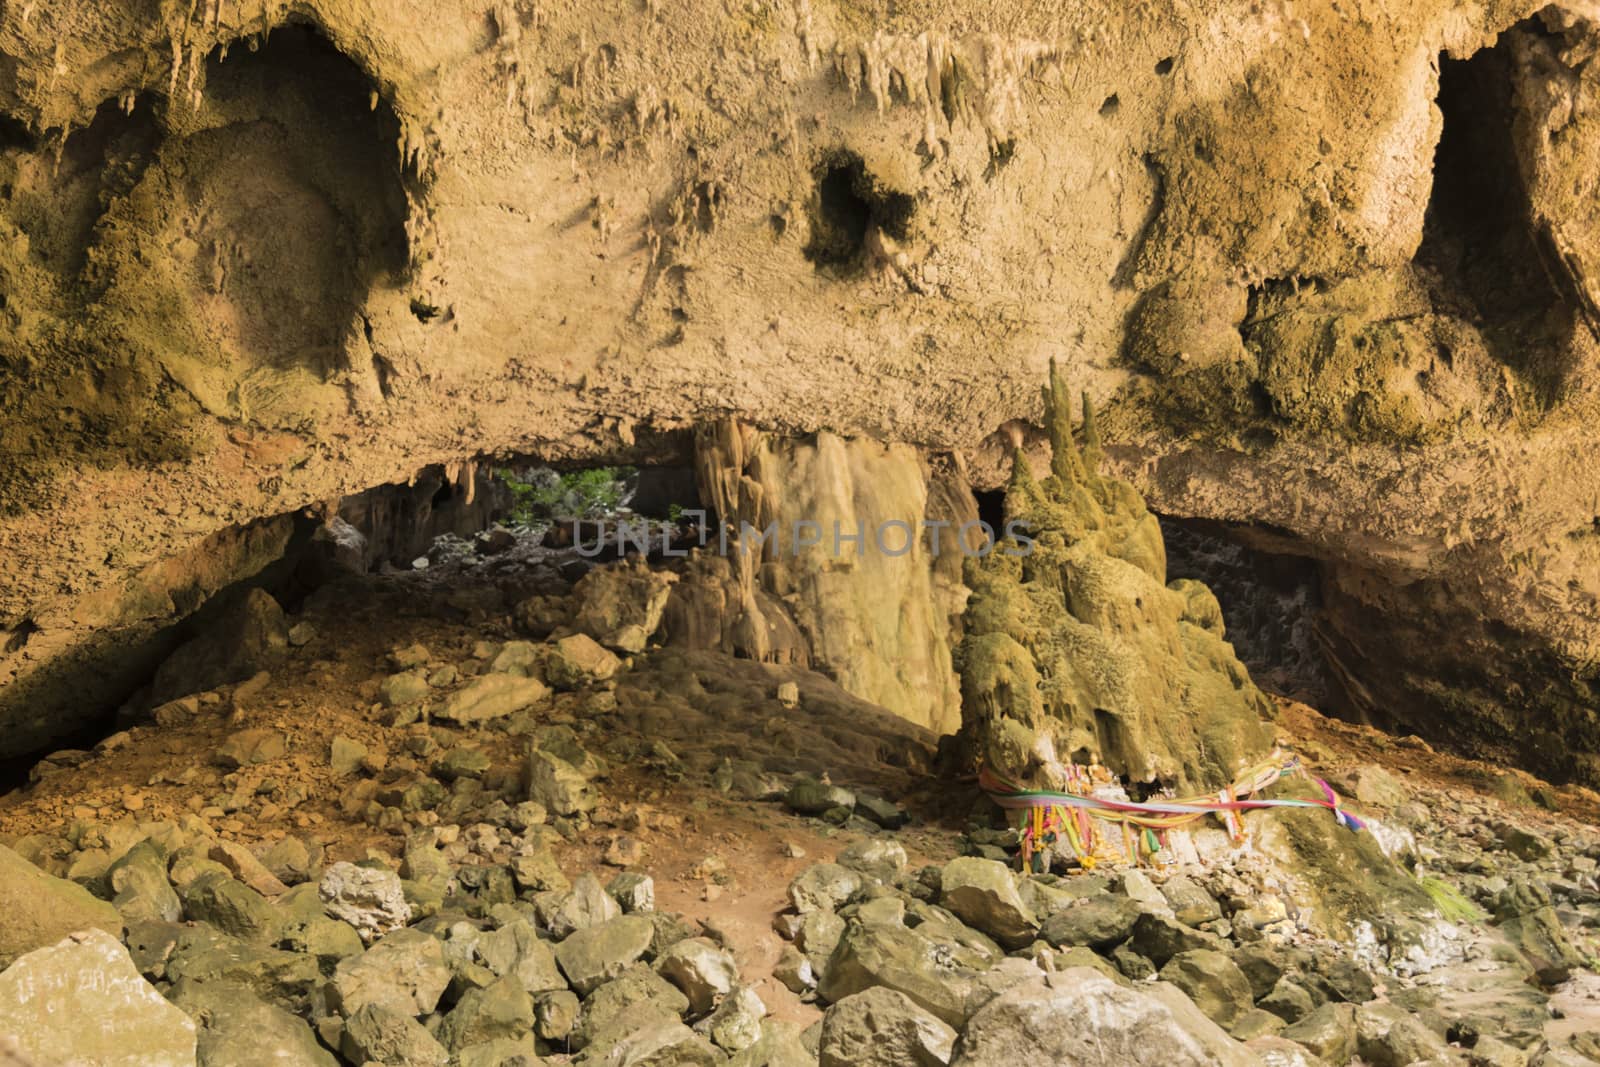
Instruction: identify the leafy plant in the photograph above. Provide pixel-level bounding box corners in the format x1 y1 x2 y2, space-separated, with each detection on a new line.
497 465 635 527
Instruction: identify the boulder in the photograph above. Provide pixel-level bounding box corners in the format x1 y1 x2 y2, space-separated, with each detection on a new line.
697 985 768 1052
1158 949 1255 1029
1129 911 1224 966
381 670 432 707
574 1019 720 1066
179 872 280 944
656 937 740 1014
537 872 620 938
328 927 451 1017
1160 876 1223 927
938 858 1037 949
0 929 197 1066
340 1002 450 1067
109 842 183 924
544 633 622 688
1354 1002 1452 1067
819 986 957 1067
319 862 411 942
572 558 678 652
555 914 655 994
477 921 567 994
526 749 596 817
169 978 337 1067
788 863 862 914
837 839 909 882
438 673 551 723
608 872 656 913
726 1021 818 1067
437 975 536 1051
572 963 690 1051
786 779 857 815
1281 1003 1358 1064
951 970 1257 1067
1039 894 1144 950
818 920 978 1028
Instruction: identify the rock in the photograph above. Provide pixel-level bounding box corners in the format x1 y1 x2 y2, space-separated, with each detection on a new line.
1039 894 1144 950
938 857 1037 949
169 978 337 1067
698 985 769 1052
477 920 566 994
1498 823 1556 862
215 728 286 769
608 872 656 913
328 927 452 1017
0 929 197 1066
798 910 847 972
837 839 908 882
774 944 816 993
819 920 978 1028
151 588 289 703
544 633 622 688
855 794 910 829
381 669 432 706
1281 1003 1358 1064
287 621 317 646
1158 949 1255 1029
108 841 182 924
456 1037 543 1067
1260 978 1318 1023
572 557 678 652
1333 765 1410 809
510 848 569 894
526 749 596 816
726 1021 818 1067
160 924 322 1004
536 989 581 1040
319 862 411 941
555 914 655 994
789 863 862 914
438 975 536 1051
657 936 740 1014
329 736 367 776
950 971 1256 1066
1354 1002 1452 1067
179 872 279 944
435 746 491 781
1245 1035 1330 1067
1500 905 1587 986
340 1003 450 1067
819 986 957 1067
1129 911 1223 966
574 1019 720 1066
438 673 551 723
390 642 432 669
604 834 644 867
209 840 290 897
786 778 857 815
260 837 317 886
1160 876 1223 926
538 872 621 938
572 962 690 1051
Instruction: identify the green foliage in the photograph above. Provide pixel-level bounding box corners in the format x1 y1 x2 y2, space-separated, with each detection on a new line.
497 465 635 526
1418 875 1485 923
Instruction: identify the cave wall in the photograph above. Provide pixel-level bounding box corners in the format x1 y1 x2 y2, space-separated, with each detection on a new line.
0 0 1597 771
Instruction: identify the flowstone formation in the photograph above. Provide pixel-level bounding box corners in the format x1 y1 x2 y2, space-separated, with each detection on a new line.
958 365 1274 793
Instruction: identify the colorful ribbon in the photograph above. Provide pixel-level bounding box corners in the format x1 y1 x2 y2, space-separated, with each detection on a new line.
980 750 1364 871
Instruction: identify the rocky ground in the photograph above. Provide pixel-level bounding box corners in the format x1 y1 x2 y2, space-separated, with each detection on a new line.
4 537 1600 1066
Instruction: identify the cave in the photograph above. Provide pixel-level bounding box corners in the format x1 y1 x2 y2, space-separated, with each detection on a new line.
3 3 1600 1060
1416 20 1570 402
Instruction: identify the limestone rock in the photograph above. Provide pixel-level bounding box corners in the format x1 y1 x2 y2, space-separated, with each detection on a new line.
955 368 1273 792
438 673 550 723
837 839 908 882
951 970 1256 1067
328 927 451 1017
0 929 197 1066
819 986 957 1067
319 862 411 942
573 557 678 652
1039 894 1144 950
818 920 979 1028
1281 1003 1358 1064
788 863 862 914
437 975 536 1052
572 962 690 1052
1353 1002 1452 1067
215 728 287 769
179 872 279 944
574 1019 720 1066
109 842 183 925
328 736 367 776
656 936 740 1014
938 858 1037 949
554 914 655 994
477 921 566 994
1158 949 1255 1029
526 749 596 817
608 872 656 913
340 1003 450 1067
697 985 769 1052
544 633 622 689
169 978 337 1067
786 778 857 815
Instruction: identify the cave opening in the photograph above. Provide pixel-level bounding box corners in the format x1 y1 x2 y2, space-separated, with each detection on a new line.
803 151 915 272
1160 515 1331 706
1416 21 1570 403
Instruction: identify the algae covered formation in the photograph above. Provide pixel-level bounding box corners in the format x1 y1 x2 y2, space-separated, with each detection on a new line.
957 362 1274 793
